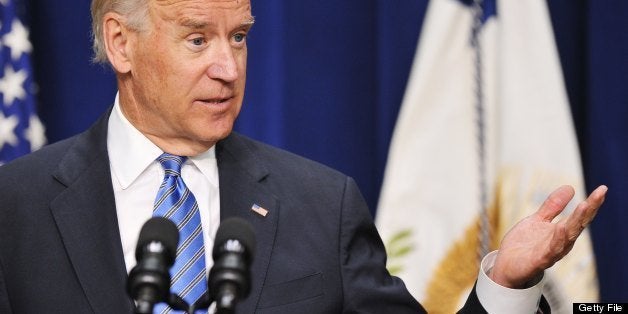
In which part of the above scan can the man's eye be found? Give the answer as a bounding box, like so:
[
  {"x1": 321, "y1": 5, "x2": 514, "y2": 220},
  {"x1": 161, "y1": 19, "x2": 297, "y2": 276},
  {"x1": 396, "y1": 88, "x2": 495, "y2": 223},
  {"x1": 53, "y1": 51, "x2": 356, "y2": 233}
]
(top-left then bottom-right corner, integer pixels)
[
  {"x1": 191, "y1": 37, "x2": 205, "y2": 46},
  {"x1": 233, "y1": 33, "x2": 246, "y2": 43}
]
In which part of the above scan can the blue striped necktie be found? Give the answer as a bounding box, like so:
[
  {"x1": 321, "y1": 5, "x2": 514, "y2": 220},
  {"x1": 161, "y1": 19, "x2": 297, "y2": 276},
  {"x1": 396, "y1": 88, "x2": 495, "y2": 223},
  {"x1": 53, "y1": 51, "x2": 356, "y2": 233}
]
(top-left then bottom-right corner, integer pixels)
[{"x1": 153, "y1": 153, "x2": 207, "y2": 313}]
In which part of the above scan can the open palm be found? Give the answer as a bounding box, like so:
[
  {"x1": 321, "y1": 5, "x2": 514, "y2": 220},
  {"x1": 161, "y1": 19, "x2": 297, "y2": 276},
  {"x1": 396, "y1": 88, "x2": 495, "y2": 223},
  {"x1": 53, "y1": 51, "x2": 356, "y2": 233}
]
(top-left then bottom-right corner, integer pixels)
[{"x1": 490, "y1": 185, "x2": 607, "y2": 288}]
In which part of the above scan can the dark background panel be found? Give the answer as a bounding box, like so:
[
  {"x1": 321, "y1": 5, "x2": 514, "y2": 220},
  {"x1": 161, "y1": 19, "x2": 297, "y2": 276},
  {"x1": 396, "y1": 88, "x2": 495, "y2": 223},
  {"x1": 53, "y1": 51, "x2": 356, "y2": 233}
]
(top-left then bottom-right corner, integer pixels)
[{"x1": 15, "y1": 0, "x2": 628, "y2": 301}]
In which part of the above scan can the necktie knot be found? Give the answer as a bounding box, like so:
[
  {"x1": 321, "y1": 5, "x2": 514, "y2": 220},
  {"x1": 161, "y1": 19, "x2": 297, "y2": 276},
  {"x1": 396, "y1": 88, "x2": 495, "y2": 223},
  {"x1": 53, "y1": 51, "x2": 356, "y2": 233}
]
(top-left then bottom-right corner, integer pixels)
[{"x1": 157, "y1": 153, "x2": 186, "y2": 177}]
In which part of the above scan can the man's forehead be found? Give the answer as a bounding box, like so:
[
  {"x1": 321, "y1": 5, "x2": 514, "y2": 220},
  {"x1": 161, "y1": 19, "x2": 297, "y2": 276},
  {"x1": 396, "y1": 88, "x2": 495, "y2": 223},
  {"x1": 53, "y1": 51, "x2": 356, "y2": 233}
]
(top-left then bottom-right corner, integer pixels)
[
  {"x1": 178, "y1": 15, "x2": 255, "y2": 30},
  {"x1": 150, "y1": 0, "x2": 253, "y2": 26},
  {"x1": 151, "y1": 0, "x2": 252, "y2": 17},
  {"x1": 153, "y1": 0, "x2": 251, "y2": 7}
]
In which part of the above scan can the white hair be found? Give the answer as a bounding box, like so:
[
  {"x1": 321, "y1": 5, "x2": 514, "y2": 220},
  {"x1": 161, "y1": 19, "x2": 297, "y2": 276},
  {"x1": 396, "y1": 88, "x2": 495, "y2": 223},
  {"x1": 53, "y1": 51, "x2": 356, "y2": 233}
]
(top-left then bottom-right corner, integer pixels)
[{"x1": 91, "y1": 0, "x2": 150, "y2": 64}]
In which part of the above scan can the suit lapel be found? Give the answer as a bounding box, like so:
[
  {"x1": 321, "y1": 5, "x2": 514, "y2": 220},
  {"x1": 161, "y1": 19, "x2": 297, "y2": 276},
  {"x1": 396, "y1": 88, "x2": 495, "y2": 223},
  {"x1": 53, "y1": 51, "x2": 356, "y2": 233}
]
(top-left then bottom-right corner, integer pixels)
[
  {"x1": 49, "y1": 112, "x2": 133, "y2": 314},
  {"x1": 217, "y1": 134, "x2": 279, "y2": 313}
]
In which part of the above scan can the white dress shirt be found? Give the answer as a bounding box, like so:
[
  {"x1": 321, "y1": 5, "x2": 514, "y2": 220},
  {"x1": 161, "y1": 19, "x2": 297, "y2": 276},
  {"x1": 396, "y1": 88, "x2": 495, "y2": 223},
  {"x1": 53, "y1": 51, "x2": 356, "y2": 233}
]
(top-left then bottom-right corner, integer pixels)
[
  {"x1": 107, "y1": 95, "x2": 220, "y2": 274},
  {"x1": 106, "y1": 94, "x2": 543, "y2": 312}
]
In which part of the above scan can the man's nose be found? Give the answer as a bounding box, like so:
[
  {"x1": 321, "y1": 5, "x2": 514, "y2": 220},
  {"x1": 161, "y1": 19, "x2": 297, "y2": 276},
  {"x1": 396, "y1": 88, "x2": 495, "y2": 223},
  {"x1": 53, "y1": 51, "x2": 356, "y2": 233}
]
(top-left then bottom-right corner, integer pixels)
[{"x1": 206, "y1": 43, "x2": 239, "y2": 83}]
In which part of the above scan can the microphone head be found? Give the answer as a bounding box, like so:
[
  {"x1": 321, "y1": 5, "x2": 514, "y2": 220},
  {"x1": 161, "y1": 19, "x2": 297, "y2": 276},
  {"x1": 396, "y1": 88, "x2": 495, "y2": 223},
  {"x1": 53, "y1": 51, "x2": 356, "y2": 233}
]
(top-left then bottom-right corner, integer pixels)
[
  {"x1": 135, "y1": 217, "x2": 179, "y2": 265},
  {"x1": 213, "y1": 217, "x2": 256, "y2": 259}
]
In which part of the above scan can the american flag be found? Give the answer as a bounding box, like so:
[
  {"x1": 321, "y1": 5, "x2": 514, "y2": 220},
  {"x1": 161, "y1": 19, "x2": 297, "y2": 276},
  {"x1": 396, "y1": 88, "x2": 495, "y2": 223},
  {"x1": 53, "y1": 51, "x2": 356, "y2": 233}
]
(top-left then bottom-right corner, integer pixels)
[{"x1": 0, "y1": 0, "x2": 45, "y2": 165}]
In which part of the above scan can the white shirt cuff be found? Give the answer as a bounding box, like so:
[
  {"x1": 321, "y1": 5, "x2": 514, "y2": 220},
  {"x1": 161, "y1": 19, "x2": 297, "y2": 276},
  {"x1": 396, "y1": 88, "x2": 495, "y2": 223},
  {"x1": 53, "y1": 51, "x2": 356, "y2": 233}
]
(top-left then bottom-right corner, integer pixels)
[{"x1": 476, "y1": 251, "x2": 545, "y2": 314}]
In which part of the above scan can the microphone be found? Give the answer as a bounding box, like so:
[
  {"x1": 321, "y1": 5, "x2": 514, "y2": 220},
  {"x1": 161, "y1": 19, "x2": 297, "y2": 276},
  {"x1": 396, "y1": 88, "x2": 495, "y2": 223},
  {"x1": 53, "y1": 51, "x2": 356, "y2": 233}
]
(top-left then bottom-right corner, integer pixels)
[
  {"x1": 127, "y1": 217, "x2": 179, "y2": 314},
  {"x1": 208, "y1": 217, "x2": 256, "y2": 314}
]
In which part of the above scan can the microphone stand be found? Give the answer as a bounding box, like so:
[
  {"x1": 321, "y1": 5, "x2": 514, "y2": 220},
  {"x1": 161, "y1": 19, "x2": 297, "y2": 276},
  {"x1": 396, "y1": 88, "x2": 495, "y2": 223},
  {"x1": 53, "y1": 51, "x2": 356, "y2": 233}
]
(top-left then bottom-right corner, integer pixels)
[
  {"x1": 166, "y1": 293, "x2": 190, "y2": 312},
  {"x1": 188, "y1": 287, "x2": 238, "y2": 314},
  {"x1": 213, "y1": 282, "x2": 238, "y2": 314},
  {"x1": 188, "y1": 293, "x2": 213, "y2": 314},
  {"x1": 133, "y1": 292, "x2": 189, "y2": 314},
  {"x1": 170, "y1": 291, "x2": 238, "y2": 314},
  {"x1": 133, "y1": 292, "x2": 216, "y2": 314}
]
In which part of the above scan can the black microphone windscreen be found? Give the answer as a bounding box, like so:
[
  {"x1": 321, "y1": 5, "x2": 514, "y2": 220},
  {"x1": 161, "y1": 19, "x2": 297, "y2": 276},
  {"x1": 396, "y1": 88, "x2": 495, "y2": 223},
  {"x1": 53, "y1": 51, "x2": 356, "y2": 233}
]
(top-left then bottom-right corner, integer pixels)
[
  {"x1": 135, "y1": 217, "x2": 179, "y2": 261},
  {"x1": 213, "y1": 217, "x2": 256, "y2": 258}
]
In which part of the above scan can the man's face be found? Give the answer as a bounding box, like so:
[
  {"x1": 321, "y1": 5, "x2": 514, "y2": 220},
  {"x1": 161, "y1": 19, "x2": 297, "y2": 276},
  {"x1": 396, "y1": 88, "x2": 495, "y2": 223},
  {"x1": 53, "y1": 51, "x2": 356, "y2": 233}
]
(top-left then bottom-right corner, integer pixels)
[{"x1": 122, "y1": 0, "x2": 253, "y2": 154}]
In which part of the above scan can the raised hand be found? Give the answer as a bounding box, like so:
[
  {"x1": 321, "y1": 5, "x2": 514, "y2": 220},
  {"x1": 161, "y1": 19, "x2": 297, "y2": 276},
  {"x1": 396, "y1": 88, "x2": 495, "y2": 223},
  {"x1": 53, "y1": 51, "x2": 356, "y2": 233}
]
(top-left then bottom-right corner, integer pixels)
[{"x1": 489, "y1": 185, "x2": 608, "y2": 288}]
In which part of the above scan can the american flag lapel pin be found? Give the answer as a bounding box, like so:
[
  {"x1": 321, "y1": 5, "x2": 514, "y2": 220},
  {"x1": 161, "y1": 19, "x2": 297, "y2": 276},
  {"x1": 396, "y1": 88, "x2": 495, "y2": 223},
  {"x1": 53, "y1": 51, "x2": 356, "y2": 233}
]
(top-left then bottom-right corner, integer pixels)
[{"x1": 251, "y1": 203, "x2": 268, "y2": 217}]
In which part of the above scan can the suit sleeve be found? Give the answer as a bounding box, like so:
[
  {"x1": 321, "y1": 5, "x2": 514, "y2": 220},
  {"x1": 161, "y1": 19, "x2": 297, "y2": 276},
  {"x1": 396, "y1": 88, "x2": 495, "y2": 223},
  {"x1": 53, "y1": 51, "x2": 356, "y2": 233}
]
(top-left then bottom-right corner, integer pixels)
[
  {"x1": 0, "y1": 258, "x2": 13, "y2": 313},
  {"x1": 458, "y1": 283, "x2": 551, "y2": 314},
  {"x1": 338, "y1": 177, "x2": 425, "y2": 313},
  {"x1": 458, "y1": 284, "x2": 487, "y2": 314}
]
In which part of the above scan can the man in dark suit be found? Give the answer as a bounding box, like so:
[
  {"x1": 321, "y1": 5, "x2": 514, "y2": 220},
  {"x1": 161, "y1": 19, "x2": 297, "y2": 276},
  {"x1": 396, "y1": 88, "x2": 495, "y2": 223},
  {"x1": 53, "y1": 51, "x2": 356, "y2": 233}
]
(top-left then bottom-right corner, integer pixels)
[{"x1": 0, "y1": 0, "x2": 606, "y2": 313}]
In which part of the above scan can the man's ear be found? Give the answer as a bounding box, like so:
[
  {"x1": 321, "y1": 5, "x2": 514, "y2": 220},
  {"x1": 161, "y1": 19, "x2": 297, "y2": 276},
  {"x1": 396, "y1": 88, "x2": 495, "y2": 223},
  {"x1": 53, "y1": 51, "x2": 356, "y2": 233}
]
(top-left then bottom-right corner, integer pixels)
[{"x1": 103, "y1": 12, "x2": 133, "y2": 73}]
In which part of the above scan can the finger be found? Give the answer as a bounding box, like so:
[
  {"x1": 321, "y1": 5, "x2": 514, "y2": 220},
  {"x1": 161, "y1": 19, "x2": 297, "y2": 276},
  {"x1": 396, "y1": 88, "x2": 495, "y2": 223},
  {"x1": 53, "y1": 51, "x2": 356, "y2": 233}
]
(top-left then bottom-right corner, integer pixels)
[
  {"x1": 547, "y1": 222, "x2": 569, "y2": 266},
  {"x1": 564, "y1": 185, "x2": 608, "y2": 239},
  {"x1": 535, "y1": 185, "x2": 576, "y2": 222}
]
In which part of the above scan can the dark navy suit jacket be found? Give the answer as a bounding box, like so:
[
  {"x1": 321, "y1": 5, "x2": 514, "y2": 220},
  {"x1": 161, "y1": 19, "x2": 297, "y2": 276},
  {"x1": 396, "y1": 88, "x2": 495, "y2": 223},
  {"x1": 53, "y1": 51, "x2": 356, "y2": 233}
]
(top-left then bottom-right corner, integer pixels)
[{"x1": 0, "y1": 111, "x2": 521, "y2": 313}]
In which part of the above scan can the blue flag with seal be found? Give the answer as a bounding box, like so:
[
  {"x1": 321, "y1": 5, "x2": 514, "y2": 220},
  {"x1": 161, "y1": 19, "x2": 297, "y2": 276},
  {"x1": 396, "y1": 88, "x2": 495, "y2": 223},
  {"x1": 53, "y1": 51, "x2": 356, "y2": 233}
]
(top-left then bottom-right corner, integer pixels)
[{"x1": 0, "y1": 0, "x2": 45, "y2": 165}]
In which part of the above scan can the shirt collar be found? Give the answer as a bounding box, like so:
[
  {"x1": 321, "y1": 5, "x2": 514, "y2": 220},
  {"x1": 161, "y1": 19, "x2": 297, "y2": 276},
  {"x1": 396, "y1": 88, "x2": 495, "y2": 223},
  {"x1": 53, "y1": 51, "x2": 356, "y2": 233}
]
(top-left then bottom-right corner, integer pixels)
[
  {"x1": 107, "y1": 93, "x2": 218, "y2": 189},
  {"x1": 189, "y1": 147, "x2": 218, "y2": 188}
]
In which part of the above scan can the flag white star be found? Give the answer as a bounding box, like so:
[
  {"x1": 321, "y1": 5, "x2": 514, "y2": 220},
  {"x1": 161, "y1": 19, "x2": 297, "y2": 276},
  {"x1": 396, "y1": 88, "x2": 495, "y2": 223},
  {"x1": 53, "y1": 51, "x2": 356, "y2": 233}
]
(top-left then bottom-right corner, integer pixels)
[
  {"x1": 25, "y1": 114, "x2": 46, "y2": 151},
  {"x1": 2, "y1": 19, "x2": 32, "y2": 61},
  {"x1": 0, "y1": 111, "x2": 18, "y2": 149},
  {"x1": 0, "y1": 0, "x2": 9, "y2": 7},
  {"x1": 0, "y1": 65, "x2": 27, "y2": 105}
]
